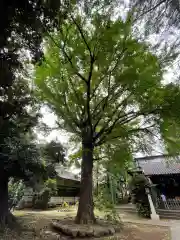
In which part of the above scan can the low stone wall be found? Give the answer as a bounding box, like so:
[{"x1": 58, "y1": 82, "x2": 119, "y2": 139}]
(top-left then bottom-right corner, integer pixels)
[
  {"x1": 49, "y1": 196, "x2": 79, "y2": 205},
  {"x1": 51, "y1": 218, "x2": 121, "y2": 238},
  {"x1": 16, "y1": 187, "x2": 79, "y2": 209},
  {"x1": 16, "y1": 187, "x2": 34, "y2": 209}
]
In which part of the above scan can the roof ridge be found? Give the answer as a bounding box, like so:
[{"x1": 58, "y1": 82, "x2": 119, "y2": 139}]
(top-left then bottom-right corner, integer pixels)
[{"x1": 135, "y1": 154, "x2": 178, "y2": 161}]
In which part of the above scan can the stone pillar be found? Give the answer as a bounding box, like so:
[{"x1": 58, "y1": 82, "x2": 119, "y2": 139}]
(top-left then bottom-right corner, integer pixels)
[{"x1": 146, "y1": 188, "x2": 159, "y2": 220}]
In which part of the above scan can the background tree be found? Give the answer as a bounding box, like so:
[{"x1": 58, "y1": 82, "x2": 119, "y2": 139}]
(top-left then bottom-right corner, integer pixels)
[
  {"x1": 42, "y1": 140, "x2": 66, "y2": 163},
  {"x1": 93, "y1": 141, "x2": 133, "y2": 209},
  {"x1": 129, "y1": 0, "x2": 180, "y2": 64},
  {"x1": 0, "y1": 0, "x2": 67, "y2": 133},
  {"x1": 130, "y1": 0, "x2": 180, "y2": 30},
  {"x1": 40, "y1": 140, "x2": 66, "y2": 185},
  {"x1": 0, "y1": 78, "x2": 46, "y2": 224},
  {"x1": 0, "y1": 0, "x2": 70, "y2": 225},
  {"x1": 35, "y1": 4, "x2": 180, "y2": 224}
]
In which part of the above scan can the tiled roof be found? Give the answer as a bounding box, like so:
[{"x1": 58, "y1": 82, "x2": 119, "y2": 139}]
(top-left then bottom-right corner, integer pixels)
[
  {"x1": 135, "y1": 155, "x2": 180, "y2": 176},
  {"x1": 55, "y1": 165, "x2": 80, "y2": 182}
]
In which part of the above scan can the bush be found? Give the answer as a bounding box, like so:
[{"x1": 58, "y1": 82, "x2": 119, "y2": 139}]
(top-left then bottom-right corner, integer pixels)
[
  {"x1": 32, "y1": 188, "x2": 51, "y2": 210},
  {"x1": 129, "y1": 173, "x2": 151, "y2": 218},
  {"x1": 62, "y1": 201, "x2": 69, "y2": 208},
  {"x1": 94, "y1": 188, "x2": 122, "y2": 224},
  {"x1": 8, "y1": 179, "x2": 25, "y2": 209},
  {"x1": 45, "y1": 178, "x2": 57, "y2": 196},
  {"x1": 136, "y1": 203, "x2": 150, "y2": 218},
  {"x1": 104, "y1": 208, "x2": 122, "y2": 224}
]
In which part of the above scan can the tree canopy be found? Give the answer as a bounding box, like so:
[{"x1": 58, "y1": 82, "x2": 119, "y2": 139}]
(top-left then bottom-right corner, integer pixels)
[
  {"x1": 35, "y1": 12, "x2": 180, "y2": 153},
  {"x1": 0, "y1": 0, "x2": 70, "y2": 224},
  {"x1": 35, "y1": 5, "x2": 180, "y2": 223},
  {"x1": 40, "y1": 140, "x2": 66, "y2": 178},
  {"x1": 130, "y1": 0, "x2": 180, "y2": 30},
  {"x1": 129, "y1": 0, "x2": 180, "y2": 56}
]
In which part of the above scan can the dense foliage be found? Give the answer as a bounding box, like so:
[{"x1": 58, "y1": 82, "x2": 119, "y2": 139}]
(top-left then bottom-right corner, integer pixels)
[
  {"x1": 0, "y1": 0, "x2": 66, "y2": 150},
  {"x1": 41, "y1": 140, "x2": 66, "y2": 178},
  {"x1": 93, "y1": 144, "x2": 133, "y2": 206},
  {"x1": 0, "y1": 77, "x2": 48, "y2": 224},
  {"x1": 35, "y1": 2, "x2": 180, "y2": 223},
  {"x1": 129, "y1": 0, "x2": 180, "y2": 68},
  {"x1": 129, "y1": 174, "x2": 151, "y2": 218},
  {"x1": 29, "y1": 141, "x2": 66, "y2": 210},
  {"x1": 34, "y1": 1, "x2": 180, "y2": 223},
  {"x1": 45, "y1": 178, "x2": 58, "y2": 196},
  {"x1": 0, "y1": 78, "x2": 44, "y2": 181},
  {"x1": 8, "y1": 179, "x2": 25, "y2": 210},
  {"x1": 32, "y1": 188, "x2": 51, "y2": 210},
  {"x1": 131, "y1": 0, "x2": 180, "y2": 30},
  {"x1": 0, "y1": 0, "x2": 69, "y2": 224}
]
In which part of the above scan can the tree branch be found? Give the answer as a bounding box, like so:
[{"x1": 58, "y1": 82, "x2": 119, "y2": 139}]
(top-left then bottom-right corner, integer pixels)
[
  {"x1": 95, "y1": 107, "x2": 161, "y2": 146},
  {"x1": 46, "y1": 84, "x2": 81, "y2": 134},
  {"x1": 63, "y1": 94, "x2": 80, "y2": 126},
  {"x1": 93, "y1": 156, "x2": 108, "y2": 161},
  {"x1": 95, "y1": 124, "x2": 156, "y2": 147},
  {"x1": 45, "y1": 30, "x2": 88, "y2": 84},
  {"x1": 93, "y1": 107, "x2": 135, "y2": 143},
  {"x1": 92, "y1": 84, "x2": 125, "y2": 123},
  {"x1": 68, "y1": 76, "x2": 85, "y2": 114},
  {"x1": 91, "y1": 46, "x2": 127, "y2": 100},
  {"x1": 86, "y1": 60, "x2": 93, "y2": 128},
  {"x1": 70, "y1": 15, "x2": 93, "y2": 59},
  {"x1": 90, "y1": 46, "x2": 128, "y2": 129},
  {"x1": 70, "y1": 15, "x2": 96, "y2": 131},
  {"x1": 93, "y1": 92, "x2": 133, "y2": 138},
  {"x1": 133, "y1": 0, "x2": 166, "y2": 23},
  {"x1": 56, "y1": 120, "x2": 81, "y2": 136},
  {"x1": 59, "y1": 72, "x2": 85, "y2": 126}
]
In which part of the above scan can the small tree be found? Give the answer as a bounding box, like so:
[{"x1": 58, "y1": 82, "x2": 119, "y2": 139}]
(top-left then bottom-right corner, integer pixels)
[
  {"x1": 40, "y1": 140, "x2": 66, "y2": 178},
  {"x1": 35, "y1": 5, "x2": 180, "y2": 223}
]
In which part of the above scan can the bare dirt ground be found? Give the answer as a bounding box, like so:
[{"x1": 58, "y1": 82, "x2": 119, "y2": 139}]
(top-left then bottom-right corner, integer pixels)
[
  {"x1": 118, "y1": 223, "x2": 170, "y2": 240},
  {"x1": 0, "y1": 210, "x2": 170, "y2": 240}
]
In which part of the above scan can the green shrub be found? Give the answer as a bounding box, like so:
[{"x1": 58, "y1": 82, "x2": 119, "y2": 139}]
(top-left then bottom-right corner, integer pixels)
[
  {"x1": 104, "y1": 208, "x2": 122, "y2": 224},
  {"x1": 32, "y1": 188, "x2": 51, "y2": 210},
  {"x1": 136, "y1": 203, "x2": 150, "y2": 218},
  {"x1": 129, "y1": 173, "x2": 151, "y2": 218},
  {"x1": 94, "y1": 188, "x2": 113, "y2": 211},
  {"x1": 8, "y1": 179, "x2": 25, "y2": 209},
  {"x1": 95, "y1": 188, "x2": 122, "y2": 224},
  {"x1": 45, "y1": 178, "x2": 57, "y2": 196},
  {"x1": 62, "y1": 201, "x2": 69, "y2": 208}
]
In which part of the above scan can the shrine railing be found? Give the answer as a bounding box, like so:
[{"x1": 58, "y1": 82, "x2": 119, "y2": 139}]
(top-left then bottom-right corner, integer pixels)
[{"x1": 156, "y1": 198, "x2": 180, "y2": 210}]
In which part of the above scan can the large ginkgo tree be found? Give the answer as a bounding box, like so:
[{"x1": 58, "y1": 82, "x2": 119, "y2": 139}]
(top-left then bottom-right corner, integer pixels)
[{"x1": 35, "y1": 5, "x2": 180, "y2": 224}]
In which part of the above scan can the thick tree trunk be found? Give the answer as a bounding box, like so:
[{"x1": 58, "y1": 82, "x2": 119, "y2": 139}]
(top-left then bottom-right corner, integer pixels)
[
  {"x1": 96, "y1": 163, "x2": 99, "y2": 196},
  {"x1": 75, "y1": 139, "x2": 96, "y2": 224},
  {"x1": 0, "y1": 177, "x2": 9, "y2": 223},
  {"x1": 0, "y1": 176, "x2": 15, "y2": 226}
]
